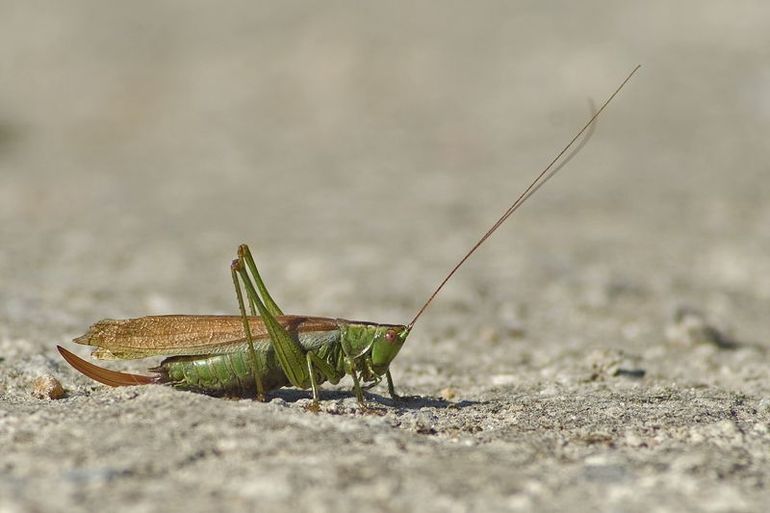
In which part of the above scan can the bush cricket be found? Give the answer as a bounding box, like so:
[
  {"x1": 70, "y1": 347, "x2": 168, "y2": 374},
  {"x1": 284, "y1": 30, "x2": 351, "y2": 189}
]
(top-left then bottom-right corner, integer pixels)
[{"x1": 59, "y1": 66, "x2": 640, "y2": 407}]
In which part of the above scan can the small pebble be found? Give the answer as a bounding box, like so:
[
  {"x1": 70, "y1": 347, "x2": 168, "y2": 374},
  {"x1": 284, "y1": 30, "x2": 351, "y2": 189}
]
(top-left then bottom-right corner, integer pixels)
[
  {"x1": 666, "y1": 307, "x2": 735, "y2": 349},
  {"x1": 31, "y1": 375, "x2": 66, "y2": 399},
  {"x1": 415, "y1": 411, "x2": 437, "y2": 434},
  {"x1": 440, "y1": 387, "x2": 457, "y2": 400}
]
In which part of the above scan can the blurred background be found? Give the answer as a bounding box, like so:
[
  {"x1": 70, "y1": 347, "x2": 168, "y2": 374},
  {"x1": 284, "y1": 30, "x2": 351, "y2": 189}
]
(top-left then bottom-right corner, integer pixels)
[
  {"x1": 2, "y1": 2, "x2": 770, "y2": 512},
  {"x1": 2, "y1": 2, "x2": 769, "y2": 348}
]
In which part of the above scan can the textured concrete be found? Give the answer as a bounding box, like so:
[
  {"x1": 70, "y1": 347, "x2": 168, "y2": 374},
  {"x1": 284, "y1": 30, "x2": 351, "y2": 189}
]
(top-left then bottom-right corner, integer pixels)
[{"x1": 1, "y1": 2, "x2": 769, "y2": 512}]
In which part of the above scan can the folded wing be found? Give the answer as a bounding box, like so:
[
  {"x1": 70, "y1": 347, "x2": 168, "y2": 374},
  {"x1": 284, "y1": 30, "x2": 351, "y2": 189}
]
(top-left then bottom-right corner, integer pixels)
[{"x1": 73, "y1": 314, "x2": 337, "y2": 359}]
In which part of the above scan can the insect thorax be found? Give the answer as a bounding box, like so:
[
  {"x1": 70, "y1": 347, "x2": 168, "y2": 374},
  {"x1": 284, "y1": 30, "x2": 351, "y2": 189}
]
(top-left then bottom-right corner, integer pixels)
[{"x1": 338, "y1": 321, "x2": 386, "y2": 358}]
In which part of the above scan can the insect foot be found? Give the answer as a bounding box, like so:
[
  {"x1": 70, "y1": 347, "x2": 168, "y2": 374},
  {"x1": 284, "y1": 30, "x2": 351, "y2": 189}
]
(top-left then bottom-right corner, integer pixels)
[{"x1": 303, "y1": 401, "x2": 321, "y2": 414}]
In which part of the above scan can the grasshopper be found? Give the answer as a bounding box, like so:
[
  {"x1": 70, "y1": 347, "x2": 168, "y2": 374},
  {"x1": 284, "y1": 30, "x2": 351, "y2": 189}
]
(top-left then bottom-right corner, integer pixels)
[{"x1": 59, "y1": 66, "x2": 639, "y2": 408}]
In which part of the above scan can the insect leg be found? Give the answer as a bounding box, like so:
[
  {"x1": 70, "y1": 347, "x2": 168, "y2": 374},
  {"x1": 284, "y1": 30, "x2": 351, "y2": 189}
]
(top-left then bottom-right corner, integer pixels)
[
  {"x1": 305, "y1": 352, "x2": 346, "y2": 408},
  {"x1": 307, "y1": 352, "x2": 344, "y2": 384},
  {"x1": 230, "y1": 261, "x2": 266, "y2": 400},
  {"x1": 234, "y1": 254, "x2": 310, "y2": 389},
  {"x1": 385, "y1": 369, "x2": 402, "y2": 401},
  {"x1": 305, "y1": 352, "x2": 321, "y2": 407},
  {"x1": 344, "y1": 357, "x2": 366, "y2": 407},
  {"x1": 360, "y1": 358, "x2": 381, "y2": 390},
  {"x1": 238, "y1": 244, "x2": 284, "y2": 316}
]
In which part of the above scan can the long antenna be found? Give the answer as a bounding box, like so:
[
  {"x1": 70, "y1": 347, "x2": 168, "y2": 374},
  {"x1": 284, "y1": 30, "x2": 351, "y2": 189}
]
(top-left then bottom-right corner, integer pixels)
[{"x1": 408, "y1": 65, "x2": 640, "y2": 329}]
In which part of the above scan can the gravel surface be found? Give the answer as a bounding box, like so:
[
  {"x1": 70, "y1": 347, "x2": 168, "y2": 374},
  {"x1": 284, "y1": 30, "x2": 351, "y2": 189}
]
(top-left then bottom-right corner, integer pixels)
[{"x1": 2, "y1": 2, "x2": 769, "y2": 512}]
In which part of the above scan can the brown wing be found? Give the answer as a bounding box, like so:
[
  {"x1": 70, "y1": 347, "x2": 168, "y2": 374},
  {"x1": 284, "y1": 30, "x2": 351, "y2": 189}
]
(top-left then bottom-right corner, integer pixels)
[
  {"x1": 73, "y1": 315, "x2": 338, "y2": 360},
  {"x1": 58, "y1": 346, "x2": 156, "y2": 386}
]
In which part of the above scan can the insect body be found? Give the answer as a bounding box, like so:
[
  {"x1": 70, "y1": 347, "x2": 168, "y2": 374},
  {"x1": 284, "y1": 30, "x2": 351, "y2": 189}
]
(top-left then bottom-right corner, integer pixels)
[
  {"x1": 61, "y1": 312, "x2": 408, "y2": 404},
  {"x1": 59, "y1": 66, "x2": 640, "y2": 407},
  {"x1": 60, "y1": 245, "x2": 411, "y2": 405}
]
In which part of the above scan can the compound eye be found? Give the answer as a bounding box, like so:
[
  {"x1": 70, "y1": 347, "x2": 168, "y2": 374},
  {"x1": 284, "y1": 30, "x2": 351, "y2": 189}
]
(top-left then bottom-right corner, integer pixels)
[{"x1": 384, "y1": 329, "x2": 397, "y2": 343}]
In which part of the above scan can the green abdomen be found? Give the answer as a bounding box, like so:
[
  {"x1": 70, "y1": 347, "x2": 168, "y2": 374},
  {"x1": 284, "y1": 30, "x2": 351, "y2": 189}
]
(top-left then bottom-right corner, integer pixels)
[
  {"x1": 158, "y1": 346, "x2": 289, "y2": 397},
  {"x1": 156, "y1": 329, "x2": 341, "y2": 397}
]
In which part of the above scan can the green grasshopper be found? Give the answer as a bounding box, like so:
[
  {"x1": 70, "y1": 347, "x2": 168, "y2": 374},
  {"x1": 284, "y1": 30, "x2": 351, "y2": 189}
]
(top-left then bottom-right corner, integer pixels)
[{"x1": 58, "y1": 66, "x2": 639, "y2": 408}]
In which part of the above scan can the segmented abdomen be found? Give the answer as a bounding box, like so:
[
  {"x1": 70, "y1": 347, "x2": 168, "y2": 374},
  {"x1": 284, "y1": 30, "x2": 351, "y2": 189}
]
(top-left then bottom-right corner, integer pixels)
[
  {"x1": 152, "y1": 328, "x2": 343, "y2": 397},
  {"x1": 156, "y1": 347, "x2": 289, "y2": 397}
]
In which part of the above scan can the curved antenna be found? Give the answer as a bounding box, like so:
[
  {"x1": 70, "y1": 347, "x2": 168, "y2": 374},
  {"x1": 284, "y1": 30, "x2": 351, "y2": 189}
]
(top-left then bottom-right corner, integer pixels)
[{"x1": 408, "y1": 65, "x2": 641, "y2": 329}]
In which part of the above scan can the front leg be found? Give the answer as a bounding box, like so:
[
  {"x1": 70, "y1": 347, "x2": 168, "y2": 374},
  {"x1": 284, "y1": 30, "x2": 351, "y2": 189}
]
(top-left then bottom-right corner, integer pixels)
[{"x1": 386, "y1": 369, "x2": 403, "y2": 401}]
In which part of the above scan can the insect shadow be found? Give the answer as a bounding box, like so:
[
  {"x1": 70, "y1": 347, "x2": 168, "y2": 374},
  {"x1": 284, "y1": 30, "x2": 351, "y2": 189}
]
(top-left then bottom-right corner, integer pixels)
[{"x1": 269, "y1": 387, "x2": 479, "y2": 410}]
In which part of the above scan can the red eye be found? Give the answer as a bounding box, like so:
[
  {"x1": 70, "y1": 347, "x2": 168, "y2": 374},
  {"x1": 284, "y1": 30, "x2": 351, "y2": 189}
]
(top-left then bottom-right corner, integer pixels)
[{"x1": 385, "y1": 329, "x2": 397, "y2": 343}]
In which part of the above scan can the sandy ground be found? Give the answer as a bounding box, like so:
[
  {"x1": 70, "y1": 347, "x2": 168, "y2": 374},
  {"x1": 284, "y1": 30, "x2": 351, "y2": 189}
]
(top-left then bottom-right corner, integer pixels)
[{"x1": 2, "y1": 2, "x2": 770, "y2": 512}]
